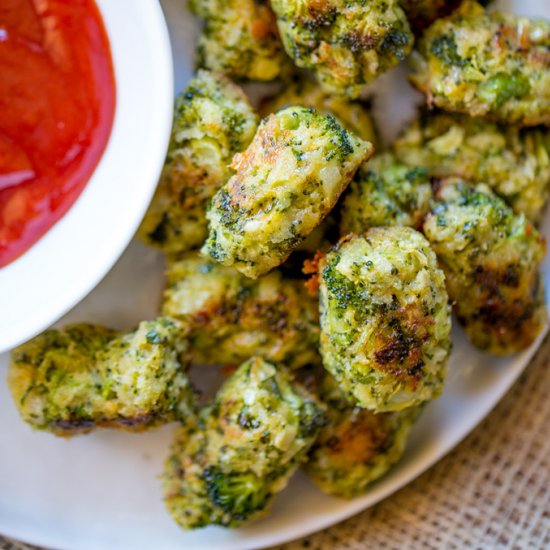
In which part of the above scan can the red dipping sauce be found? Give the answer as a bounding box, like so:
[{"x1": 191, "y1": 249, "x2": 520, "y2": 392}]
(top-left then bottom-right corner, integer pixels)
[{"x1": 0, "y1": 0, "x2": 115, "y2": 267}]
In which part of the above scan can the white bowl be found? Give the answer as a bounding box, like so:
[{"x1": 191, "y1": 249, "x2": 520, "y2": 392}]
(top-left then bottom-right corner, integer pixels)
[{"x1": 0, "y1": 0, "x2": 173, "y2": 353}]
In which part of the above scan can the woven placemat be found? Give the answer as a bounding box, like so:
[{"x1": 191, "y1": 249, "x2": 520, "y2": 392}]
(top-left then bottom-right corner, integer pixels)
[{"x1": 3, "y1": 335, "x2": 550, "y2": 550}]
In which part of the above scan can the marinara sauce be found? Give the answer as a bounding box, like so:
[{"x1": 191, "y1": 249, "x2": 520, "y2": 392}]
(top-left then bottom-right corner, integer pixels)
[{"x1": 0, "y1": 0, "x2": 116, "y2": 267}]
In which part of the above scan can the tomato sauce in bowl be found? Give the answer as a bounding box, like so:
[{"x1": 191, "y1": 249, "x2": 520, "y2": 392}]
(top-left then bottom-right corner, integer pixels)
[{"x1": 0, "y1": 0, "x2": 116, "y2": 267}]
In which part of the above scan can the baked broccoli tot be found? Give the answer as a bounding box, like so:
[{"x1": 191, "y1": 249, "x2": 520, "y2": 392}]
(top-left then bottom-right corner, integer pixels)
[
  {"x1": 423, "y1": 179, "x2": 547, "y2": 354},
  {"x1": 305, "y1": 373, "x2": 420, "y2": 498},
  {"x1": 139, "y1": 71, "x2": 258, "y2": 254},
  {"x1": 163, "y1": 356, "x2": 325, "y2": 528},
  {"x1": 202, "y1": 106, "x2": 373, "y2": 278},
  {"x1": 393, "y1": 112, "x2": 550, "y2": 222},
  {"x1": 190, "y1": 0, "x2": 288, "y2": 81},
  {"x1": 409, "y1": 1, "x2": 550, "y2": 125},
  {"x1": 319, "y1": 229, "x2": 451, "y2": 412},
  {"x1": 340, "y1": 153, "x2": 432, "y2": 234},
  {"x1": 271, "y1": 0, "x2": 413, "y2": 98},
  {"x1": 8, "y1": 319, "x2": 195, "y2": 436},
  {"x1": 162, "y1": 254, "x2": 320, "y2": 369}
]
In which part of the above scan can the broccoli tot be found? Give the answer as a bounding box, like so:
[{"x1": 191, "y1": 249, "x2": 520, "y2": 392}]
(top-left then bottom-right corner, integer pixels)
[
  {"x1": 393, "y1": 112, "x2": 550, "y2": 223},
  {"x1": 340, "y1": 153, "x2": 432, "y2": 235},
  {"x1": 138, "y1": 71, "x2": 258, "y2": 254},
  {"x1": 190, "y1": 0, "x2": 288, "y2": 81},
  {"x1": 162, "y1": 254, "x2": 320, "y2": 369},
  {"x1": 202, "y1": 106, "x2": 373, "y2": 278},
  {"x1": 271, "y1": 0, "x2": 414, "y2": 98},
  {"x1": 319, "y1": 229, "x2": 451, "y2": 412},
  {"x1": 163, "y1": 357, "x2": 326, "y2": 529},
  {"x1": 304, "y1": 373, "x2": 420, "y2": 498},
  {"x1": 423, "y1": 179, "x2": 547, "y2": 355},
  {"x1": 8, "y1": 318, "x2": 195, "y2": 436},
  {"x1": 409, "y1": 1, "x2": 550, "y2": 126},
  {"x1": 261, "y1": 75, "x2": 379, "y2": 145}
]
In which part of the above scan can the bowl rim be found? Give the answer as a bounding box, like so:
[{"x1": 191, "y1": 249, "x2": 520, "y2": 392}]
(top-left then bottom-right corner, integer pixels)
[{"x1": 0, "y1": 0, "x2": 174, "y2": 353}]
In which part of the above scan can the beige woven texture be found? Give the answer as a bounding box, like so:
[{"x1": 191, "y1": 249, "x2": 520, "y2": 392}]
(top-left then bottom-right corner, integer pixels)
[{"x1": 3, "y1": 335, "x2": 550, "y2": 550}]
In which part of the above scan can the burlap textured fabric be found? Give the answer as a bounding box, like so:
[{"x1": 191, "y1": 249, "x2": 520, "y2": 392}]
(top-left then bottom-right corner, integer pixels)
[{"x1": 3, "y1": 335, "x2": 550, "y2": 550}]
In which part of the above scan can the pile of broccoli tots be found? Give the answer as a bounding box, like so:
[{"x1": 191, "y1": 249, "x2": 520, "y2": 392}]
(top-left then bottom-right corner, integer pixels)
[{"x1": 9, "y1": 0, "x2": 549, "y2": 531}]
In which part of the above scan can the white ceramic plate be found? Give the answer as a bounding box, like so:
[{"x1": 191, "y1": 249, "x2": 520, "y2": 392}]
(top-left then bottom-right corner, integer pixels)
[
  {"x1": 0, "y1": 0, "x2": 548, "y2": 549},
  {"x1": 0, "y1": 0, "x2": 173, "y2": 353}
]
